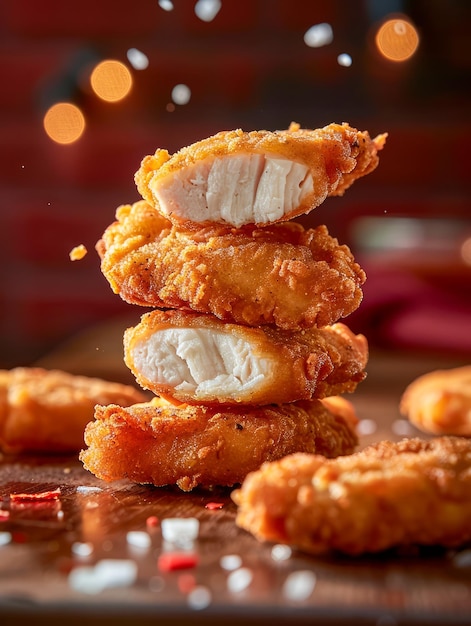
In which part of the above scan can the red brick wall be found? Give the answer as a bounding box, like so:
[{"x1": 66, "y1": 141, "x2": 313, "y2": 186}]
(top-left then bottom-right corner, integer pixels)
[{"x1": 0, "y1": 0, "x2": 470, "y2": 366}]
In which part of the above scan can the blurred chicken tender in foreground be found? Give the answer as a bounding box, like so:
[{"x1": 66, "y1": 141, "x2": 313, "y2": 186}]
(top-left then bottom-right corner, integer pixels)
[
  {"x1": 0, "y1": 367, "x2": 147, "y2": 453},
  {"x1": 400, "y1": 366, "x2": 471, "y2": 436},
  {"x1": 233, "y1": 436, "x2": 471, "y2": 555}
]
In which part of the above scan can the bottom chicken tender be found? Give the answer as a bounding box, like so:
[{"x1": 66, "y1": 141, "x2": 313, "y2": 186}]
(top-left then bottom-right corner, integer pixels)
[
  {"x1": 0, "y1": 367, "x2": 147, "y2": 453},
  {"x1": 80, "y1": 397, "x2": 358, "y2": 491},
  {"x1": 400, "y1": 366, "x2": 471, "y2": 436},
  {"x1": 232, "y1": 436, "x2": 471, "y2": 555}
]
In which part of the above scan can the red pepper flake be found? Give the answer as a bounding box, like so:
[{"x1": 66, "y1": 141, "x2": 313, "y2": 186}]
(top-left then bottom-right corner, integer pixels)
[
  {"x1": 0, "y1": 510, "x2": 10, "y2": 521},
  {"x1": 146, "y1": 515, "x2": 159, "y2": 528},
  {"x1": 158, "y1": 552, "x2": 199, "y2": 572},
  {"x1": 10, "y1": 488, "x2": 61, "y2": 502},
  {"x1": 205, "y1": 502, "x2": 224, "y2": 510},
  {"x1": 178, "y1": 572, "x2": 196, "y2": 594}
]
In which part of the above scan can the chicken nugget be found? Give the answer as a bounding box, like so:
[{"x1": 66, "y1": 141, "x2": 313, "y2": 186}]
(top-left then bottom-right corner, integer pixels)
[
  {"x1": 97, "y1": 201, "x2": 365, "y2": 329},
  {"x1": 400, "y1": 366, "x2": 471, "y2": 436},
  {"x1": 123, "y1": 309, "x2": 368, "y2": 406},
  {"x1": 0, "y1": 367, "x2": 147, "y2": 453},
  {"x1": 80, "y1": 397, "x2": 358, "y2": 491},
  {"x1": 233, "y1": 436, "x2": 471, "y2": 555},
  {"x1": 135, "y1": 122, "x2": 386, "y2": 229}
]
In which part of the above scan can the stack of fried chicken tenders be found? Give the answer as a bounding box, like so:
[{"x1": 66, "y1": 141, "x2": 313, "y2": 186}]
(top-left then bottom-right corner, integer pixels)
[{"x1": 80, "y1": 122, "x2": 386, "y2": 491}]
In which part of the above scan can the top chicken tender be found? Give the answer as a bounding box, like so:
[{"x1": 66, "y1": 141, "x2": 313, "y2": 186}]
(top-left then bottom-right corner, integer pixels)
[
  {"x1": 135, "y1": 122, "x2": 386, "y2": 229},
  {"x1": 97, "y1": 201, "x2": 365, "y2": 330}
]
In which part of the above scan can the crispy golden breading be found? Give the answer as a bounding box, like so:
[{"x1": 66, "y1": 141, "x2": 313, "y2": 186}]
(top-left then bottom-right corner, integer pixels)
[
  {"x1": 0, "y1": 367, "x2": 147, "y2": 453},
  {"x1": 97, "y1": 201, "x2": 366, "y2": 329},
  {"x1": 232, "y1": 437, "x2": 471, "y2": 555},
  {"x1": 80, "y1": 397, "x2": 358, "y2": 491},
  {"x1": 400, "y1": 366, "x2": 471, "y2": 436},
  {"x1": 135, "y1": 122, "x2": 386, "y2": 229},
  {"x1": 123, "y1": 309, "x2": 368, "y2": 406},
  {"x1": 319, "y1": 395, "x2": 359, "y2": 432}
]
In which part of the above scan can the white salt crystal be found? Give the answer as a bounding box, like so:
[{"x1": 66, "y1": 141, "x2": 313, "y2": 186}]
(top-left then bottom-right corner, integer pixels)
[
  {"x1": 227, "y1": 567, "x2": 253, "y2": 592},
  {"x1": 282, "y1": 570, "x2": 316, "y2": 601}
]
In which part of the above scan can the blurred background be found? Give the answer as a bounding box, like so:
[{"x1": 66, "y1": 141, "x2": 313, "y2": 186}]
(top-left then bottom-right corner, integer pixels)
[{"x1": 0, "y1": 0, "x2": 470, "y2": 381}]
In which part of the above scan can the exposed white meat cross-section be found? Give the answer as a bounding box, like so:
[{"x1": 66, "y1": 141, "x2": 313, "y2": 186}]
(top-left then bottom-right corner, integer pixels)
[
  {"x1": 131, "y1": 328, "x2": 271, "y2": 400},
  {"x1": 150, "y1": 153, "x2": 313, "y2": 227}
]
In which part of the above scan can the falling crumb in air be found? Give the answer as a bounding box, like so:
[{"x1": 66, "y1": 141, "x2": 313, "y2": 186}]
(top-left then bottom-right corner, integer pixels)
[
  {"x1": 227, "y1": 567, "x2": 253, "y2": 593},
  {"x1": 158, "y1": 0, "x2": 174, "y2": 10},
  {"x1": 304, "y1": 23, "x2": 333, "y2": 47},
  {"x1": 194, "y1": 0, "x2": 221, "y2": 22},
  {"x1": 69, "y1": 244, "x2": 87, "y2": 261},
  {"x1": 127, "y1": 48, "x2": 149, "y2": 70},
  {"x1": 337, "y1": 53, "x2": 353, "y2": 67},
  {"x1": 172, "y1": 84, "x2": 191, "y2": 105},
  {"x1": 187, "y1": 585, "x2": 212, "y2": 610},
  {"x1": 282, "y1": 570, "x2": 317, "y2": 601}
]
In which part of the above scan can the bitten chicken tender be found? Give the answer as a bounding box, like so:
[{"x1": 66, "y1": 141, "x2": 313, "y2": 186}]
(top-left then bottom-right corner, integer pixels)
[
  {"x1": 97, "y1": 201, "x2": 366, "y2": 330},
  {"x1": 232, "y1": 436, "x2": 471, "y2": 555},
  {"x1": 135, "y1": 122, "x2": 386, "y2": 229},
  {"x1": 0, "y1": 368, "x2": 147, "y2": 453},
  {"x1": 80, "y1": 397, "x2": 358, "y2": 491},
  {"x1": 123, "y1": 309, "x2": 368, "y2": 406},
  {"x1": 400, "y1": 366, "x2": 471, "y2": 436}
]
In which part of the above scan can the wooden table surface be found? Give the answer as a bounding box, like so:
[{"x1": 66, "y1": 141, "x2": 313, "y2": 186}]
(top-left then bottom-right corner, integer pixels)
[{"x1": 1, "y1": 351, "x2": 470, "y2": 626}]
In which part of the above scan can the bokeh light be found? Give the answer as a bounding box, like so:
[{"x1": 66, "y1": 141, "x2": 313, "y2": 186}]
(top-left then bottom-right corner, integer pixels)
[
  {"x1": 375, "y1": 17, "x2": 419, "y2": 62},
  {"x1": 126, "y1": 48, "x2": 149, "y2": 70},
  {"x1": 337, "y1": 53, "x2": 353, "y2": 67},
  {"x1": 303, "y1": 23, "x2": 333, "y2": 48},
  {"x1": 194, "y1": 0, "x2": 221, "y2": 22},
  {"x1": 90, "y1": 60, "x2": 133, "y2": 102},
  {"x1": 172, "y1": 84, "x2": 191, "y2": 105},
  {"x1": 43, "y1": 102, "x2": 85, "y2": 144}
]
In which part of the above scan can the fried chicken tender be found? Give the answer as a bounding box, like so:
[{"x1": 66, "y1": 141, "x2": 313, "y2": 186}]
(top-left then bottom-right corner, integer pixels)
[
  {"x1": 97, "y1": 201, "x2": 366, "y2": 329},
  {"x1": 123, "y1": 309, "x2": 368, "y2": 406},
  {"x1": 232, "y1": 436, "x2": 471, "y2": 555},
  {"x1": 80, "y1": 397, "x2": 358, "y2": 491},
  {"x1": 400, "y1": 366, "x2": 471, "y2": 436},
  {"x1": 135, "y1": 122, "x2": 386, "y2": 229},
  {"x1": 0, "y1": 367, "x2": 147, "y2": 453}
]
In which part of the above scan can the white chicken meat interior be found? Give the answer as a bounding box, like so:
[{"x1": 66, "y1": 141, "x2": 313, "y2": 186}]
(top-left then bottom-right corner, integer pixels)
[
  {"x1": 150, "y1": 153, "x2": 314, "y2": 227},
  {"x1": 130, "y1": 327, "x2": 272, "y2": 399}
]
